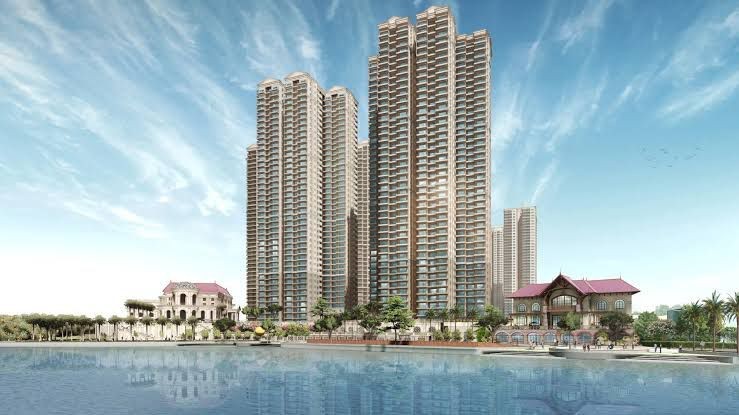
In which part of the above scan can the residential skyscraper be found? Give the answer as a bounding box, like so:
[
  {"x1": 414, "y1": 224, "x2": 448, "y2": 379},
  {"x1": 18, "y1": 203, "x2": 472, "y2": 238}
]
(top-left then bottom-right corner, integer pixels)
[
  {"x1": 322, "y1": 86, "x2": 359, "y2": 310},
  {"x1": 356, "y1": 141, "x2": 370, "y2": 305},
  {"x1": 490, "y1": 225, "x2": 504, "y2": 310},
  {"x1": 501, "y1": 206, "x2": 537, "y2": 315},
  {"x1": 246, "y1": 143, "x2": 259, "y2": 308},
  {"x1": 248, "y1": 73, "x2": 361, "y2": 320},
  {"x1": 368, "y1": 6, "x2": 491, "y2": 315}
]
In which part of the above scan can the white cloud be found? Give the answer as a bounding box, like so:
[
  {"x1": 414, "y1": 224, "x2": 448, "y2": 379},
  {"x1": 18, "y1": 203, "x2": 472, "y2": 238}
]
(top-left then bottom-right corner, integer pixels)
[
  {"x1": 327, "y1": 0, "x2": 340, "y2": 20},
  {"x1": 413, "y1": 0, "x2": 424, "y2": 7},
  {"x1": 298, "y1": 36, "x2": 321, "y2": 60},
  {"x1": 530, "y1": 159, "x2": 558, "y2": 204},
  {"x1": 659, "y1": 70, "x2": 739, "y2": 121},
  {"x1": 558, "y1": 0, "x2": 615, "y2": 53},
  {"x1": 659, "y1": 6, "x2": 739, "y2": 83}
]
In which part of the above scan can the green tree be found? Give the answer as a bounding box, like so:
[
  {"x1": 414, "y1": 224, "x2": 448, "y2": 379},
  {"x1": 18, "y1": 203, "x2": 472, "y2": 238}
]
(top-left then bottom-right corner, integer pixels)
[
  {"x1": 382, "y1": 296, "x2": 414, "y2": 341},
  {"x1": 478, "y1": 305, "x2": 507, "y2": 339},
  {"x1": 679, "y1": 301, "x2": 705, "y2": 350},
  {"x1": 141, "y1": 316, "x2": 153, "y2": 340},
  {"x1": 311, "y1": 298, "x2": 343, "y2": 340},
  {"x1": 634, "y1": 312, "x2": 659, "y2": 341},
  {"x1": 93, "y1": 315, "x2": 106, "y2": 341},
  {"x1": 599, "y1": 312, "x2": 634, "y2": 342},
  {"x1": 703, "y1": 291, "x2": 725, "y2": 352},
  {"x1": 108, "y1": 316, "x2": 122, "y2": 341},
  {"x1": 449, "y1": 304, "x2": 463, "y2": 332},
  {"x1": 723, "y1": 292, "x2": 739, "y2": 355},
  {"x1": 242, "y1": 306, "x2": 263, "y2": 321},
  {"x1": 171, "y1": 317, "x2": 183, "y2": 339},
  {"x1": 266, "y1": 304, "x2": 283, "y2": 320},
  {"x1": 643, "y1": 320, "x2": 675, "y2": 343},
  {"x1": 356, "y1": 301, "x2": 383, "y2": 339},
  {"x1": 124, "y1": 315, "x2": 138, "y2": 341},
  {"x1": 425, "y1": 309, "x2": 437, "y2": 332},
  {"x1": 438, "y1": 308, "x2": 449, "y2": 331},
  {"x1": 557, "y1": 312, "x2": 581, "y2": 348},
  {"x1": 186, "y1": 316, "x2": 200, "y2": 340},
  {"x1": 155, "y1": 316, "x2": 168, "y2": 339},
  {"x1": 200, "y1": 328, "x2": 211, "y2": 340},
  {"x1": 465, "y1": 308, "x2": 479, "y2": 331}
]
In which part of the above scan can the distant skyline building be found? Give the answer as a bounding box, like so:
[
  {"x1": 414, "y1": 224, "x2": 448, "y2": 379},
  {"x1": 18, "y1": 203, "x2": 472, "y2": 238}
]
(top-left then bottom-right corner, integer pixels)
[
  {"x1": 500, "y1": 206, "x2": 537, "y2": 315},
  {"x1": 491, "y1": 225, "x2": 504, "y2": 310},
  {"x1": 368, "y1": 6, "x2": 491, "y2": 315},
  {"x1": 356, "y1": 141, "x2": 370, "y2": 305},
  {"x1": 247, "y1": 72, "x2": 361, "y2": 321}
]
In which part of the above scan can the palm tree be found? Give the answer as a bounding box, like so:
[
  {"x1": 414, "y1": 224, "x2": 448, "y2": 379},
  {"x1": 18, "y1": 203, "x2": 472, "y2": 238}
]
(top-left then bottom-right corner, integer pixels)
[
  {"x1": 93, "y1": 315, "x2": 106, "y2": 341},
  {"x1": 171, "y1": 317, "x2": 183, "y2": 340},
  {"x1": 466, "y1": 308, "x2": 479, "y2": 331},
  {"x1": 450, "y1": 304, "x2": 463, "y2": 332},
  {"x1": 723, "y1": 292, "x2": 739, "y2": 355},
  {"x1": 703, "y1": 291, "x2": 724, "y2": 352},
  {"x1": 682, "y1": 301, "x2": 703, "y2": 351},
  {"x1": 186, "y1": 316, "x2": 200, "y2": 340},
  {"x1": 425, "y1": 309, "x2": 437, "y2": 333},
  {"x1": 155, "y1": 316, "x2": 169, "y2": 339},
  {"x1": 124, "y1": 315, "x2": 138, "y2": 341},
  {"x1": 438, "y1": 308, "x2": 449, "y2": 332},
  {"x1": 141, "y1": 316, "x2": 153, "y2": 340},
  {"x1": 108, "y1": 316, "x2": 122, "y2": 341},
  {"x1": 242, "y1": 306, "x2": 263, "y2": 321}
]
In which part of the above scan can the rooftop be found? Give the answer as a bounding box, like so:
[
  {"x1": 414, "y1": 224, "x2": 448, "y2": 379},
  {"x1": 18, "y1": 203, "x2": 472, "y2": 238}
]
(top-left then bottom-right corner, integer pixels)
[
  {"x1": 508, "y1": 274, "x2": 640, "y2": 298},
  {"x1": 162, "y1": 282, "x2": 231, "y2": 297}
]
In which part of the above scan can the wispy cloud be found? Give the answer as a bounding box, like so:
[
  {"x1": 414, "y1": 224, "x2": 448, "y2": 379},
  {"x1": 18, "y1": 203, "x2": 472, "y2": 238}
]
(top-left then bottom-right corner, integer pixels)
[
  {"x1": 327, "y1": 0, "x2": 340, "y2": 20},
  {"x1": 530, "y1": 159, "x2": 558, "y2": 204},
  {"x1": 659, "y1": 70, "x2": 739, "y2": 121},
  {"x1": 558, "y1": 0, "x2": 615, "y2": 53}
]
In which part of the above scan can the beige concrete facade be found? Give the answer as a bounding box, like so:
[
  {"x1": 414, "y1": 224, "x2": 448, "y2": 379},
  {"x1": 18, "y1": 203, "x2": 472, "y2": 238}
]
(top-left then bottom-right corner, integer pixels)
[
  {"x1": 322, "y1": 86, "x2": 359, "y2": 311},
  {"x1": 138, "y1": 282, "x2": 239, "y2": 323},
  {"x1": 246, "y1": 144, "x2": 258, "y2": 308},
  {"x1": 356, "y1": 141, "x2": 370, "y2": 305},
  {"x1": 491, "y1": 225, "x2": 504, "y2": 310},
  {"x1": 502, "y1": 206, "x2": 537, "y2": 315},
  {"x1": 369, "y1": 6, "x2": 491, "y2": 315}
]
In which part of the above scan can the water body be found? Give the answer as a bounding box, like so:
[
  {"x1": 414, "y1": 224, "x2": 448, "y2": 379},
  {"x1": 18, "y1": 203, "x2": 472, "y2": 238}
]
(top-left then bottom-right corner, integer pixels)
[{"x1": 1, "y1": 346, "x2": 737, "y2": 414}]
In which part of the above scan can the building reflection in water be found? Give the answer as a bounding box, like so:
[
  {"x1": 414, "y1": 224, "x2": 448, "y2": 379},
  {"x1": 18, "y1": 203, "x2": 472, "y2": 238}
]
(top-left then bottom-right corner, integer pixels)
[{"x1": 9, "y1": 348, "x2": 739, "y2": 414}]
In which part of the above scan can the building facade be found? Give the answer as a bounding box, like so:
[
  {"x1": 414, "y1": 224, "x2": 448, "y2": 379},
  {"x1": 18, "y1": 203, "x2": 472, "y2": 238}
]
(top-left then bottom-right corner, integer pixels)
[
  {"x1": 497, "y1": 274, "x2": 640, "y2": 345},
  {"x1": 499, "y1": 206, "x2": 537, "y2": 315},
  {"x1": 151, "y1": 282, "x2": 240, "y2": 322},
  {"x1": 491, "y1": 225, "x2": 504, "y2": 310},
  {"x1": 368, "y1": 6, "x2": 492, "y2": 315},
  {"x1": 356, "y1": 141, "x2": 370, "y2": 305},
  {"x1": 248, "y1": 73, "x2": 361, "y2": 320}
]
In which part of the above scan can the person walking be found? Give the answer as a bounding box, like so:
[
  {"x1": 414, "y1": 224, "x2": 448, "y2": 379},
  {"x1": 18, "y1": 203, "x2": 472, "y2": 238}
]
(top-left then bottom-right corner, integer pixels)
[
  {"x1": 659, "y1": 344, "x2": 662, "y2": 353},
  {"x1": 654, "y1": 343, "x2": 658, "y2": 353}
]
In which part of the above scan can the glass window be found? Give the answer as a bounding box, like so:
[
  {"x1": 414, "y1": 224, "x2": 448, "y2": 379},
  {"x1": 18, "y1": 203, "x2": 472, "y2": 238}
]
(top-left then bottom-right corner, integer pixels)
[
  {"x1": 615, "y1": 300, "x2": 625, "y2": 310},
  {"x1": 495, "y1": 332, "x2": 509, "y2": 343},
  {"x1": 531, "y1": 303, "x2": 541, "y2": 312},
  {"x1": 517, "y1": 303, "x2": 527, "y2": 312},
  {"x1": 551, "y1": 295, "x2": 576, "y2": 307},
  {"x1": 597, "y1": 300, "x2": 608, "y2": 311}
]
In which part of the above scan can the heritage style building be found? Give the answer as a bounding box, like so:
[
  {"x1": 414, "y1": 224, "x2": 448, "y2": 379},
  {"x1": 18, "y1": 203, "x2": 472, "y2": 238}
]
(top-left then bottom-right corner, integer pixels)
[
  {"x1": 152, "y1": 282, "x2": 240, "y2": 322},
  {"x1": 493, "y1": 274, "x2": 640, "y2": 345}
]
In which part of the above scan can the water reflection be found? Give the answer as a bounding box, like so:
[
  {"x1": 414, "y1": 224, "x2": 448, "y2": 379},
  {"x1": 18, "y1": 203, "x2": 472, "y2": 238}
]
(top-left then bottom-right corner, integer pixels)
[{"x1": 2, "y1": 347, "x2": 738, "y2": 414}]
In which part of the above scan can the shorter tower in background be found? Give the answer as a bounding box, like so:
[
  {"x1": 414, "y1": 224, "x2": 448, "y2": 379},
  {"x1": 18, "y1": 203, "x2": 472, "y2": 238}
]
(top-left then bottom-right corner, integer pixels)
[
  {"x1": 356, "y1": 141, "x2": 370, "y2": 305},
  {"x1": 496, "y1": 206, "x2": 537, "y2": 315},
  {"x1": 490, "y1": 225, "x2": 504, "y2": 311}
]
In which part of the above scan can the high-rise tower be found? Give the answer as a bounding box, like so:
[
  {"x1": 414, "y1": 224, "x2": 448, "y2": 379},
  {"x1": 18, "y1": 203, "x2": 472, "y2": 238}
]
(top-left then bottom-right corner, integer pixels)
[
  {"x1": 368, "y1": 6, "x2": 491, "y2": 314},
  {"x1": 356, "y1": 141, "x2": 370, "y2": 305},
  {"x1": 501, "y1": 206, "x2": 537, "y2": 315}
]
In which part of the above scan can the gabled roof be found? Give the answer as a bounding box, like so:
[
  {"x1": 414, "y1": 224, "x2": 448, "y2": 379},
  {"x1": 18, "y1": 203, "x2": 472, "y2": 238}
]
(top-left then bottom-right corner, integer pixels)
[
  {"x1": 162, "y1": 282, "x2": 231, "y2": 297},
  {"x1": 508, "y1": 274, "x2": 640, "y2": 298}
]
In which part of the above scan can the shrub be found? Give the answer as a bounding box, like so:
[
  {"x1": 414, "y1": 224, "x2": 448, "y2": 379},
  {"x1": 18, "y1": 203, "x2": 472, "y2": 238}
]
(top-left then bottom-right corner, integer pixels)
[
  {"x1": 451, "y1": 329, "x2": 462, "y2": 341},
  {"x1": 464, "y1": 328, "x2": 474, "y2": 342},
  {"x1": 200, "y1": 329, "x2": 210, "y2": 340},
  {"x1": 442, "y1": 329, "x2": 453, "y2": 341},
  {"x1": 285, "y1": 323, "x2": 310, "y2": 337},
  {"x1": 475, "y1": 327, "x2": 491, "y2": 343},
  {"x1": 432, "y1": 330, "x2": 445, "y2": 341}
]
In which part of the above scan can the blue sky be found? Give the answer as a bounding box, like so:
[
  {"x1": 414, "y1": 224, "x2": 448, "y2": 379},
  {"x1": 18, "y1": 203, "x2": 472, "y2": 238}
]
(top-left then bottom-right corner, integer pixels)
[{"x1": 1, "y1": 0, "x2": 738, "y2": 316}]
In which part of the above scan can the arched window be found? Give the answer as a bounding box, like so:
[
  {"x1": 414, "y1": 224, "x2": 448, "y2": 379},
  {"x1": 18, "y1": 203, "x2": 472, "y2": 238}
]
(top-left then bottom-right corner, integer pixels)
[
  {"x1": 180, "y1": 294, "x2": 186, "y2": 305},
  {"x1": 577, "y1": 332, "x2": 592, "y2": 344},
  {"x1": 179, "y1": 310, "x2": 186, "y2": 320},
  {"x1": 528, "y1": 333, "x2": 541, "y2": 344},
  {"x1": 210, "y1": 310, "x2": 213, "y2": 320},
  {"x1": 495, "y1": 332, "x2": 509, "y2": 343},
  {"x1": 518, "y1": 303, "x2": 527, "y2": 312},
  {"x1": 544, "y1": 332, "x2": 556, "y2": 344},
  {"x1": 532, "y1": 303, "x2": 541, "y2": 312},
  {"x1": 200, "y1": 311, "x2": 205, "y2": 320},
  {"x1": 511, "y1": 332, "x2": 524, "y2": 344},
  {"x1": 615, "y1": 300, "x2": 625, "y2": 310},
  {"x1": 596, "y1": 300, "x2": 608, "y2": 311},
  {"x1": 166, "y1": 310, "x2": 171, "y2": 319},
  {"x1": 191, "y1": 310, "x2": 196, "y2": 317},
  {"x1": 551, "y1": 295, "x2": 577, "y2": 307},
  {"x1": 192, "y1": 294, "x2": 197, "y2": 305}
]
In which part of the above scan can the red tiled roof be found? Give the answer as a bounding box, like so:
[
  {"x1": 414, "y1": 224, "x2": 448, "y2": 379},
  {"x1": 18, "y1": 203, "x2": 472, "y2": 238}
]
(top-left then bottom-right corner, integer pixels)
[
  {"x1": 508, "y1": 274, "x2": 640, "y2": 298},
  {"x1": 162, "y1": 282, "x2": 231, "y2": 296}
]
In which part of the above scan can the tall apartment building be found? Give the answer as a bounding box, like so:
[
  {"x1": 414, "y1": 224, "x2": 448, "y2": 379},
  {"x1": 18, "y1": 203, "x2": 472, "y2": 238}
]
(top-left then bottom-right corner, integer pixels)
[
  {"x1": 490, "y1": 225, "x2": 504, "y2": 310},
  {"x1": 248, "y1": 72, "x2": 361, "y2": 320},
  {"x1": 368, "y1": 6, "x2": 491, "y2": 315},
  {"x1": 356, "y1": 141, "x2": 370, "y2": 305},
  {"x1": 322, "y1": 87, "x2": 359, "y2": 310},
  {"x1": 500, "y1": 206, "x2": 537, "y2": 315},
  {"x1": 246, "y1": 144, "x2": 259, "y2": 309}
]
